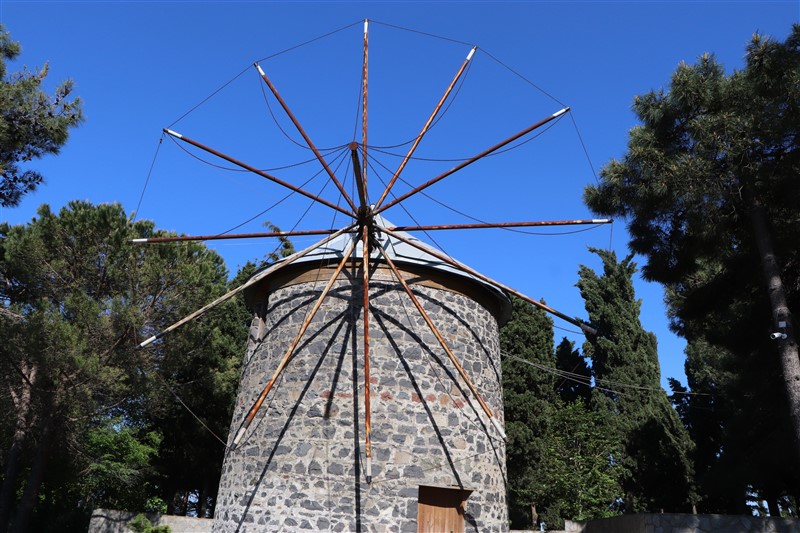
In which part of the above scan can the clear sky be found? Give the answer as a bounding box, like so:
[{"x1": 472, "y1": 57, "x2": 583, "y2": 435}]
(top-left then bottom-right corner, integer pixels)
[{"x1": 1, "y1": 1, "x2": 797, "y2": 390}]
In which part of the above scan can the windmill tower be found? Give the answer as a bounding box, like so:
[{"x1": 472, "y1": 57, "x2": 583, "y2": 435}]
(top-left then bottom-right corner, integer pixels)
[
  {"x1": 212, "y1": 220, "x2": 512, "y2": 531},
  {"x1": 136, "y1": 19, "x2": 606, "y2": 533}
]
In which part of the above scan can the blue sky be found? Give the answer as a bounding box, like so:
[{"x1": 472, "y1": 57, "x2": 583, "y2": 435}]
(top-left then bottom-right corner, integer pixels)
[{"x1": 1, "y1": 1, "x2": 797, "y2": 389}]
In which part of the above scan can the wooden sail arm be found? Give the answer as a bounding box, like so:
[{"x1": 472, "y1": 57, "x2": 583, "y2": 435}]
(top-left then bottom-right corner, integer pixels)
[
  {"x1": 373, "y1": 45, "x2": 478, "y2": 210},
  {"x1": 137, "y1": 224, "x2": 357, "y2": 349},
  {"x1": 361, "y1": 224, "x2": 373, "y2": 483},
  {"x1": 132, "y1": 227, "x2": 342, "y2": 244},
  {"x1": 163, "y1": 128, "x2": 353, "y2": 217},
  {"x1": 374, "y1": 107, "x2": 569, "y2": 215},
  {"x1": 377, "y1": 225, "x2": 597, "y2": 336},
  {"x1": 377, "y1": 240, "x2": 507, "y2": 441},
  {"x1": 385, "y1": 219, "x2": 612, "y2": 232},
  {"x1": 231, "y1": 236, "x2": 359, "y2": 450},
  {"x1": 361, "y1": 19, "x2": 369, "y2": 194},
  {"x1": 254, "y1": 63, "x2": 358, "y2": 213}
]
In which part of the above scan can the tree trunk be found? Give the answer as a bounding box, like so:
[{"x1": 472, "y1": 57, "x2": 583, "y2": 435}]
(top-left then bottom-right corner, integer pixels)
[
  {"x1": 748, "y1": 195, "x2": 800, "y2": 467},
  {"x1": 9, "y1": 422, "x2": 52, "y2": 533},
  {"x1": 0, "y1": 362, "x2": 36, "y2": 533},
  {"x1": 766, "y1": 493, "x2": 781, "y2": 517}
]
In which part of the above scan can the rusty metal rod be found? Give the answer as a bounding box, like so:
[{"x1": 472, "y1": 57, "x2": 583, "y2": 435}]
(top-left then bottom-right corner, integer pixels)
[
  {"x1": 254, "y1": 63, "x2": 358, "y2": 213},
  {"x1": 378, "y1": 225, "x2": 597, "y2": 336},
  {"x1": 386, "y1": 219, "x2": 612, "y2": 232},
  {"x1": 138, "y1": 224, "x2": 356, "y2": 349},
  {"x1": 374, "y1": 107, "x2": 569, "y2": 215},
  {"x1": 131, "y1": 228, "x2": 341, "y2": 244},
  {"x1": 361, "y1": 224, "x2": 373, "y2": 483},
  {"x1": 163, "y1": 128, "x2": 353, "y2": 217},
  {"x1": 361, "y1": 19, "x2": 369, "y2": 193},
  {"x1": 377, "y1": 240, "x2": 507, "y2": 441},
  {"x1": 231, "y1": 236, "x2": 359, "y2": 450},
  {"x1": 374, "y1": 46, "x2": 477, "y2": 211}
]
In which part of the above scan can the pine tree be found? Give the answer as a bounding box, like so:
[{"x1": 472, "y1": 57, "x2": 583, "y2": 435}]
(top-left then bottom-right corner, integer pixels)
[
  {"x1": 0, "y1": 201, "x2": 239, "y2": 531},
  {"x1": 584, "y1": 25, "x2": 800, "y2": 472},
  {"x1": 0, "y1": 25, "x2": 82, "y2": 207},
  {"x1": 577, "y1": 248, "x2": 696, "y2": 513}
]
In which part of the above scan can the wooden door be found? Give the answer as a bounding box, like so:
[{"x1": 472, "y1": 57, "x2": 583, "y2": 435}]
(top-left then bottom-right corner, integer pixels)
[{"x1": 417, "y1": 485, "x2": 473, "y2": 533}]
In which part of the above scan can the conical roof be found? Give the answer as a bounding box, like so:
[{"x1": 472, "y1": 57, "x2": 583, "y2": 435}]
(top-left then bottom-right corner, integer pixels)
[{"x1": 247, "y1": 214, "x2": 512, "y2": 323}]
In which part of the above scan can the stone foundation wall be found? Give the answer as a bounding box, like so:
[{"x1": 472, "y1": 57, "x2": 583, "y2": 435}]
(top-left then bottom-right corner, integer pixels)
[
  {"x1": 213, "y1": 270, "x2": 508, "y2": 532},
  {"x1": 88, "y1": 509, "x2": 212, "y2": 533}
]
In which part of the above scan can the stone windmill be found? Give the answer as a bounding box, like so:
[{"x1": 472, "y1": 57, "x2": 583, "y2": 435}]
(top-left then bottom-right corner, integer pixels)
[{"x1": 136, "y1": 20, "x2": 606, "y2": 532}]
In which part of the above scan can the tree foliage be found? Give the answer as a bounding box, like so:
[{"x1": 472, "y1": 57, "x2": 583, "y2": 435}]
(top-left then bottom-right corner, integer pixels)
[
  {"x1": 578, "y1": 249, "x2": 696, "y2": 513},
  {"x1": 533, "y1": 401, "x2": 621, "y2": 529},
  {"x1": 0, "y1": 25, "x2": 83, "y2": 207},
  {"x1": 585, "y1": 25, "x2": 800, "y2": 514},
  {"x1": 501, "y1": 297, "x2": 556, "y2": 529},
  {"x1": 0, "y1": 201, "x2": 245, "y2": 531}
]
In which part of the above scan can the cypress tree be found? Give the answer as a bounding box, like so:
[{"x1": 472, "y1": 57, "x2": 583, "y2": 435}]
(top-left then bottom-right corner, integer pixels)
[
  {"x1": 577, "y1": 248, "x2": 696, "y2": 513},
  {"x1": 500, "y1": 297, "x2": 556, "y2": 529}
]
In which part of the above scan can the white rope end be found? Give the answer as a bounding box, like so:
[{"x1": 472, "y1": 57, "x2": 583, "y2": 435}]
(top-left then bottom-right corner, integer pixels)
[
  {"x1": 255, "y1": 63, "x2": 266, "y2": 77},
  {"x1": 164, "y1": 129, "x2": 183, "y2": 139},
  {"x1": 466, "y1": 46, "x2": 476, "y2": 61},
  {"x1": 366, "y1": 456, "x2": 372, "y2": 484},
  {"x1": 139, "y1": 335, "x2": 157, "y2": 348},
  {"x1": 553, "y1": 107, "x2": 570, "y2": 118},
  {"x1": 131, "y1": 238, "x2": 148, "y2": 243},
  {"x1": 232, "y1": 425, "x2": 247, "y2": 449},
  {"x1": 490, "y1": 416, "x2": 507, "y2": 441},
  {"x1": 364, "y1": 19, "x2": 369, "y2": 34}
]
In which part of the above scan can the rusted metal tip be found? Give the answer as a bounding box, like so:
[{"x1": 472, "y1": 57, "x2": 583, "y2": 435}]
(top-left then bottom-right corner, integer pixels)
[{"x1": 348, "y1": 141, "x2": 359, "y2": 151}]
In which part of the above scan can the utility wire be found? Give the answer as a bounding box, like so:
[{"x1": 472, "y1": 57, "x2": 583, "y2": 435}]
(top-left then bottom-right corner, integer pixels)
[{"x1": 502, "y1": 351, "x2": 713, "y2": 397}]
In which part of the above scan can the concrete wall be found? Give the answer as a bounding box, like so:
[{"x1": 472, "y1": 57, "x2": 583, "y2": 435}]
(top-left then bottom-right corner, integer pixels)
[
  {"x1": 88, "y1": 509, "x2": 212, "y2": 533},
  {"x1": 213, "y1": 269, "x2": 508, "y2": 532},
  {"x1": 562, "y1": 513, "x2": 800, "y2": 533}
]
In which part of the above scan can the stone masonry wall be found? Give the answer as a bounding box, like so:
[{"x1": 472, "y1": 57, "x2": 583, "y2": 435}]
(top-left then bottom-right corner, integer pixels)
[
  {"x1": 88, "y1": 509, "x2": 212, "y2": 533},
  {"x1": 213, "y1": 267, "x2": 508, "y2": 532}
]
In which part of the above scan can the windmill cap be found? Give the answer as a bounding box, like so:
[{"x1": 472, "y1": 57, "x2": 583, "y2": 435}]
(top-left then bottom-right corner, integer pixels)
[{"x1": 244, "y1": 214, "x2": 512, "y2": 324}]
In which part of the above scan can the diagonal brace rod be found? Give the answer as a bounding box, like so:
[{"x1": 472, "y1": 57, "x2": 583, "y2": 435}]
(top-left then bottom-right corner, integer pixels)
[
  {"x1": 378, "y1": 225, "x2": 597, "y2": 336},
  {"x1": 164, "y1": 128, "x2": 353, "y2": 217},
  {"x1": 231, "y1": 236, "x2": 359, "y2": 450},
  {"x1": 255, "y1": 63, "x2": 358, "y2": 213},
  {"x1": 378, "y1": 241, "x2": 506, "y2": 441},
  {"x1": 375, "y1": 107, "x2": 569, "y2": 215}
]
